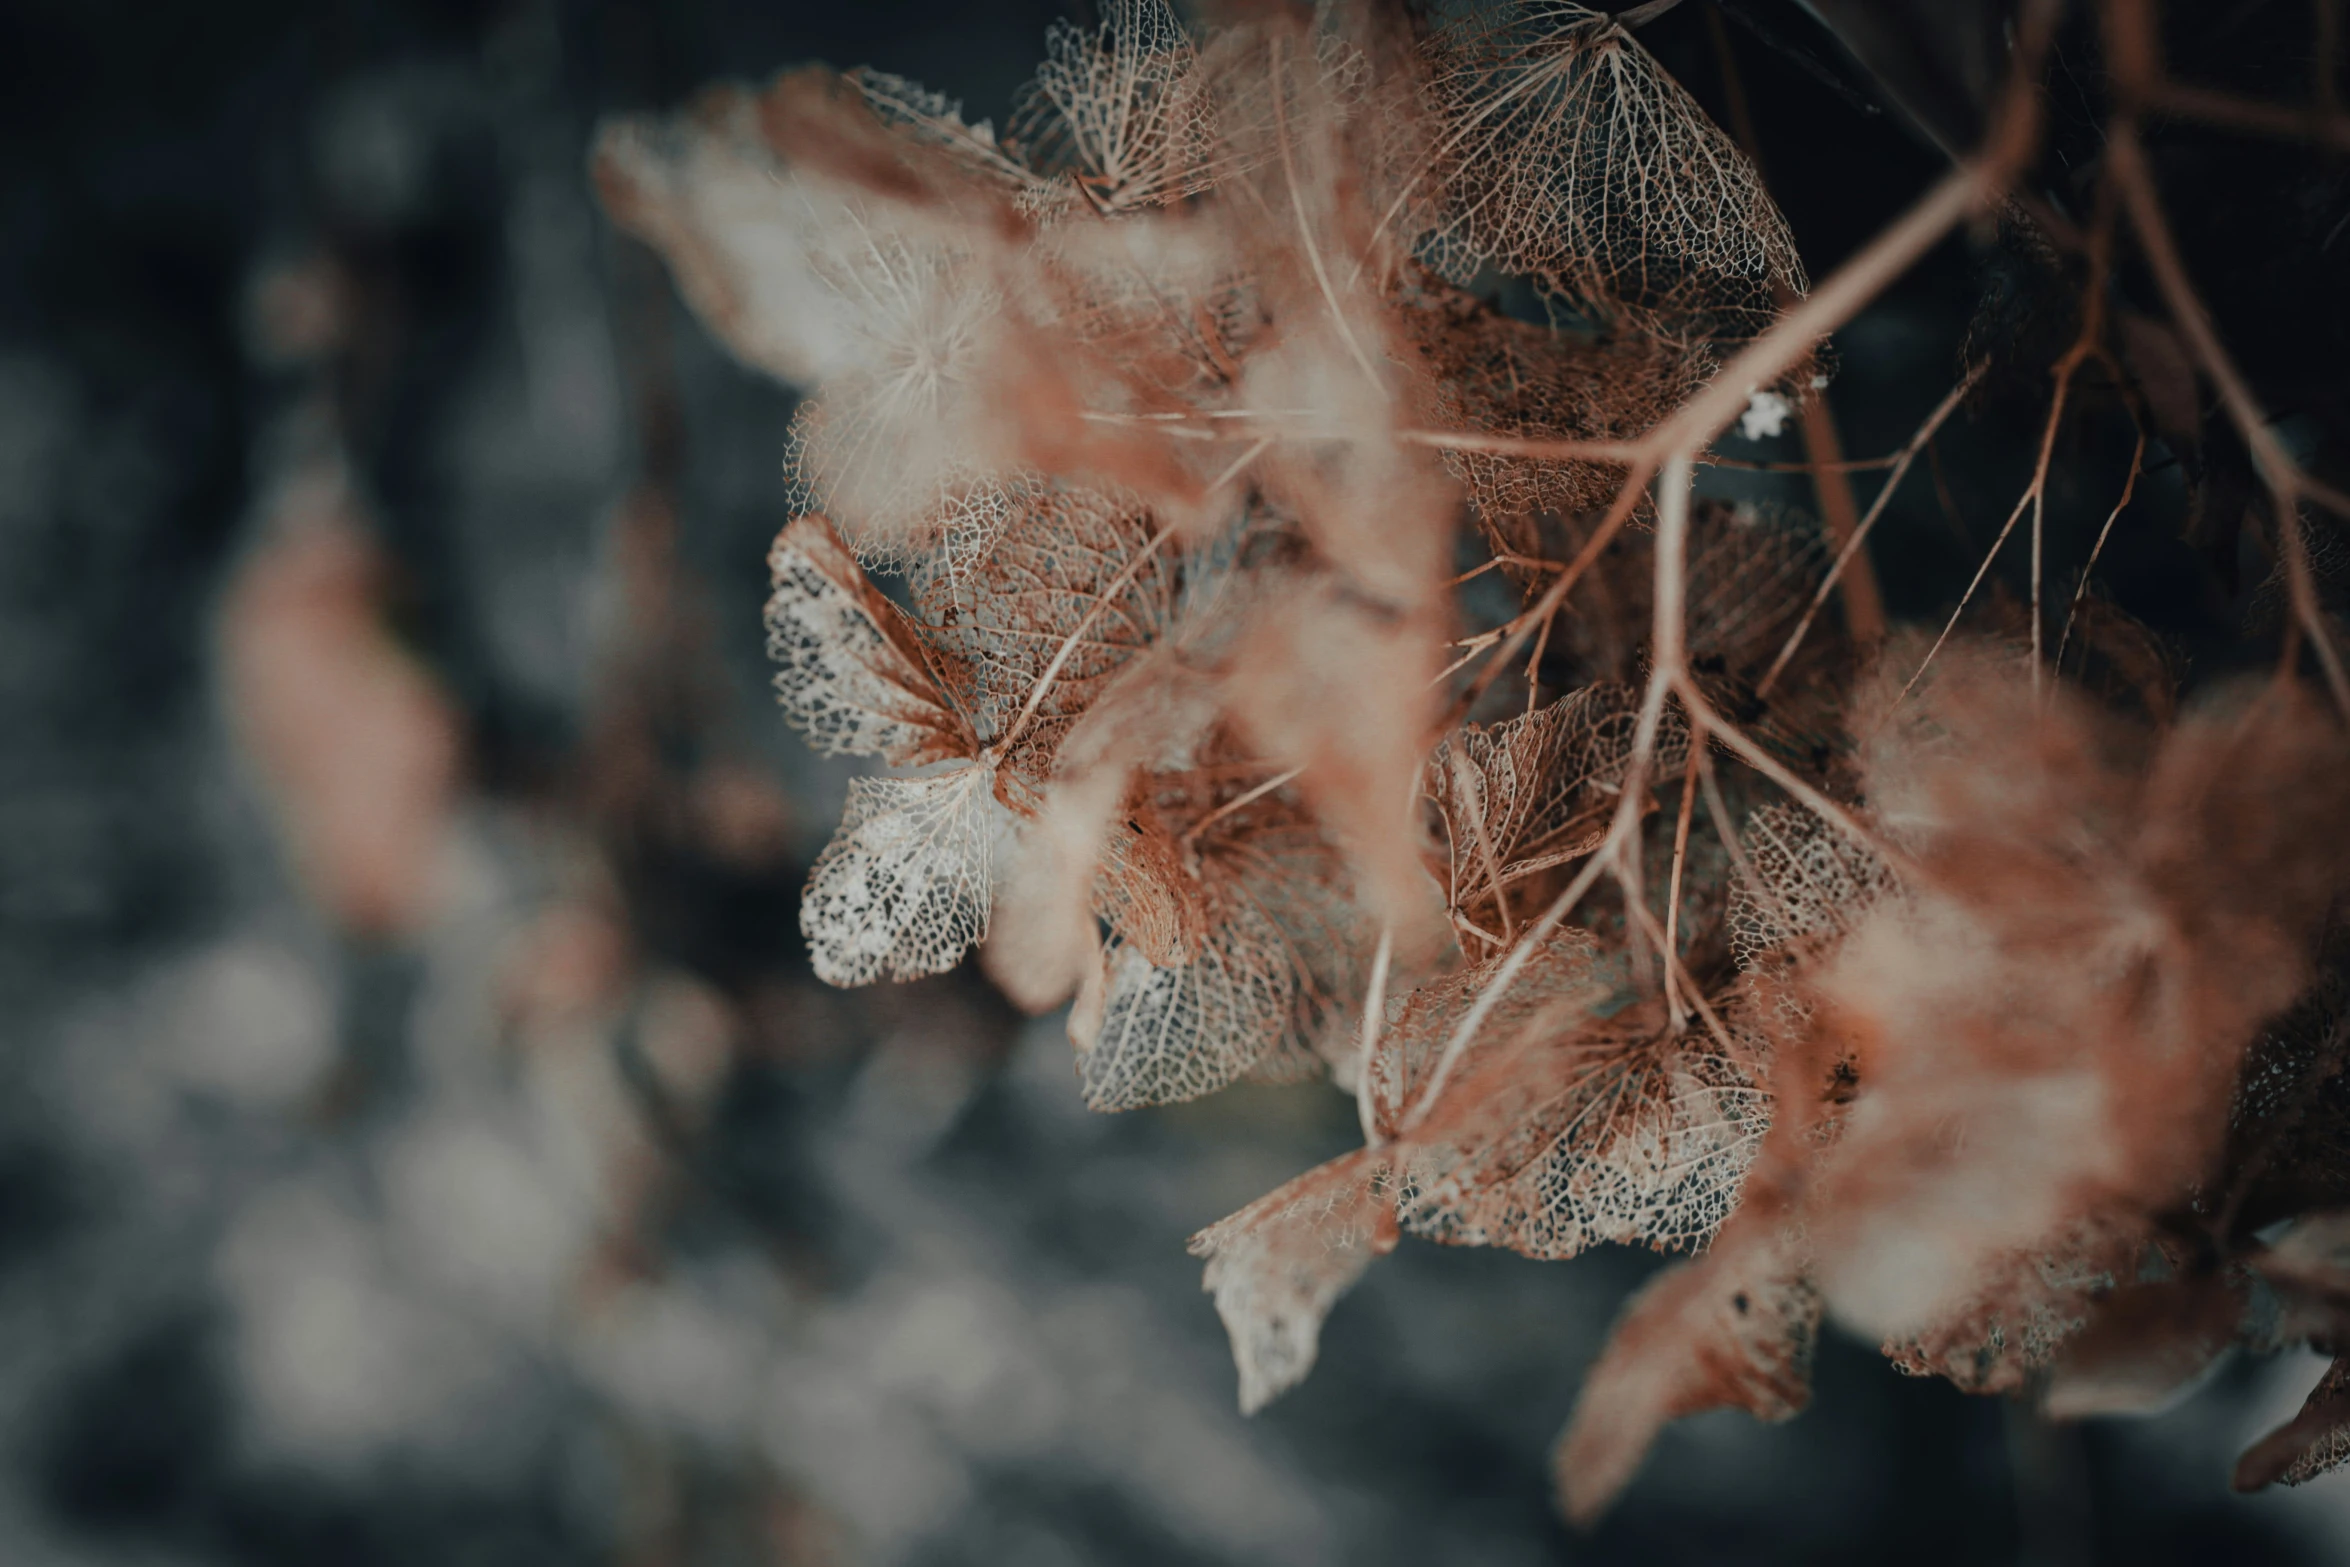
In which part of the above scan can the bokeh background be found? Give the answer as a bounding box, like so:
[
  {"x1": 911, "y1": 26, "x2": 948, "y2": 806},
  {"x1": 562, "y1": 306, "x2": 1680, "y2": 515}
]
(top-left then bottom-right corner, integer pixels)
[{"x1": 5, "y1": 0, "x2": 2349, "y2": 1562}]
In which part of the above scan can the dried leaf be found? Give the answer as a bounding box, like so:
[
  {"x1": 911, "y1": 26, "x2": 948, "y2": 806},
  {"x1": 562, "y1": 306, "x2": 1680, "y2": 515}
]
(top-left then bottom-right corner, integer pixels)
[
  {"x1": 1554, "y1": 1226, "x2": 1818, "y2": 1526},
  {"x1": 1189, "y1": 1149, "x2": 1394, "y2": 1415},
  {"x1": 765, "y1": 514, "x2": 975, "y2": 766},
  {"x1": 1418, "y1": 1, "x2": 1805, "y2": 339},
  {"x1": 1807, "y1": 672, "x2": 2350, "y2": 1339},
  {"x1": 1398, "y1": 996, "x2": 1770, "y2": 1260},
  {"x1": 912, "y1": 481, "x2": 1178, "y2": 774},
  {"x1": 1396, "y1": 269, "x2": 1695, "y2": 560},
  {"x1": 801, "y1": 765, "x2": 1008, "y2": 987},
  {"x1": 1882, "y1": 1217, "x2": 2139, "y2": 1396},
  {"x1": 2236, "y1": 1354, "x2": 2350, "y2": 1491},
  {"x1": 1082, "y1": 787, "x2": 1366, "y2": 1110},
  {"x1": 1426, "y1": 683, "x2": 1673, "y2": 946},
  {"x1": 1016, "y1": 0, "x2": 1219, "y2": 215},
  {"x1": 1727, "y1": 800, "x2": 1895, "y2": 971}
]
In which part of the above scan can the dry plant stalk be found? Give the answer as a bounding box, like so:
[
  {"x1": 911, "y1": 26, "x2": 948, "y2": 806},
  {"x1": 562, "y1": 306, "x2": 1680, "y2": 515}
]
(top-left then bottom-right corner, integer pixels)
[{"x1": 596, "y1": 0, "x2": 2350, "y2": 1524}]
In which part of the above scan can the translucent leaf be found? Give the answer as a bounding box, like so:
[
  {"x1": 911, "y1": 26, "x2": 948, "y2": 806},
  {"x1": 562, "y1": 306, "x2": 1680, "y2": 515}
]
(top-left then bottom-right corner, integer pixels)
[
  {"x1": 1080, "y1": 788, "x2": 1366, "y2": 1110},
  {"x1": 912, "y1": 482, "x2": 1178, "y2": 772},
  {"x1": 1188, "y1": 1149, "x2": 1392, "y2": 1415},
  {"x1": 1727, "y1": 801, "x2": 1895, "y2": 970},
  {"x1": 1417, "y1": 2, "x2": 1805, "y2": 339},
  {"x1": 2237, "y1": 1354, "x2": 2350, "y2": 1491},
  {"x1": 1426, "y1": 683, "x2": 1679, "y2": 945},
  {"x1": 1684, "y1": 503, "x2": 1833, "y2": 678},
  {"x1": 1881, "y1": 1218, "x2": 2138, "y2": 1395},
  {"x1": 1553, "y1": 1229, "x2": 1818, "y2": 1525},
  {"x1": 1408, "y1": 1018, "x2": 1768, "y2": 1258},
  {"x1": 1017, "y1": 0, "x2": 1218, "y2": 214},
  {"x1": 801, "y1": 765, "x2": 1007, "y2": 986},
  {"x1": 1035, "y1": 209, "x2": 1265, "y2": 406},
  {"x1": 1366, "y1": 929, "x2": 1606, "y2": 1133},
  {"x1": 597, "y1": 94, "x2": 1019, "y2": 560},
  {"x1": 846, "y1": 68, "x2": 1045, "y2": 197},
  {"x1": 1085, "y1": 897, "x2": 1295, "y2": 1110},
  {"x1": 1379, "y1": 943, "x2": 1768, "y2": 1260},
  {"x1": 1396, "y1": 270, "x2": 1699, "y2": 556},
  {"x1": 764, "y1": 514, "x2": 975, "y2": 766},
  {"x1": 1092, "y1": 794, "x2": 1205, "y2": 968}
]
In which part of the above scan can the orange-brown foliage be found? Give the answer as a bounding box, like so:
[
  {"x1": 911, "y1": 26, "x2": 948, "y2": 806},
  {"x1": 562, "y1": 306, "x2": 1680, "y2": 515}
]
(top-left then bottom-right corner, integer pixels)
[{"x1": 597, "y1": 0, "x2": 2350, "y2": 1525}]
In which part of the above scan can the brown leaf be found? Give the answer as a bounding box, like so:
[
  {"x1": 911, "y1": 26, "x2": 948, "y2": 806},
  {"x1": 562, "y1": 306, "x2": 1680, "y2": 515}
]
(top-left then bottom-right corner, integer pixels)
[
  {"x1": 1397, "y1": 995, "x2": 1770, "y2": 1260},
  {"x1": 1882, "y1": 1217, "x2": 2139, "y2": 1396},
  {"x1": 1803, "y1": 665, "x2": 2350, "y2": 1339},
  {"x1": 2042, "y1": 1270, "x2": 2244, "y2": 1420},
  {"x1": 911, "y1": 481, "x2": 1179, "y2": 777},
  {"x1": 1081, "y1": 781, "x2": 1368, "y2": 1109},
  {"x1": 1417, "y1": 2, "x2": 1805, "y2": 340},
  {"x1": 2236, "y1": 1354, "x2": 2350, "y2": 1492},
  {"x1": 1394, "y1": 268, "x2": 1695, "y2": 566},
  {"x1": 765, "y1": 514, "x2": 976, "y2": 767},
  {"x1": 1189, "y1": 1148, "x2": 1394, "y2": 1415},
  {"x1": 1425, "y1": 683, "x2": 1674, "y2": 950},
  {"x1": 1554, "y1": 1225, "x2": 1818, "y2": 1527}
]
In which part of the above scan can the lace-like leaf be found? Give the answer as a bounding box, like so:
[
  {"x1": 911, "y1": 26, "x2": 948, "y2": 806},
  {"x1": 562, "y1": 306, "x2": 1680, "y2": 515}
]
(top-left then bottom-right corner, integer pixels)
[
  {"x1": 1427, "y1": 684, "x2": 1679, "y2": 944},
  {"x1": 1188, "y1": 1149, "x2": 1392, "y2": 1414},
  {"x1": 1081, "y1": 790, "x2": 1366, "y2": 1110},
  {"x1": 1367, "y1": 929, "x2": 1606, "y2": 1131},
  {"x1": 847, "y1": 68, "x2": 1045, "y2": 196},
  {"x1": 598, "y1": 93, "x2": 1019, "y2": 562},
  {"x1": 1401, "y1": 1001, "x2": 1770, "y2": 1259},
  {"x1": 1728, "y1": 801, "x2": 1895, "y2": 970},
  {"x1": 914, "y1": 483, "x2": 1177, "y2": 773},
  {"x1": 1882, "y1": 1218, "x2": 2138, "y2": 1394},
  {"x1": 1397, "y1": 270, "x2": 1698, "y2": 557},
  {"x1": 1418, "y1": 2, "x2": 1804, "y2": 339},
  {"x1": 765, "y1": 514, "x2": 975, "y2": 766},
  {"x1": 1018, "y1": 0, "x2": 1218, "y2": 214},
  {"x1": 801, "y1": 765, "x2": 1006, "y2": 986},
  {"x1": 2237, "y1": 1354, "x2": 2350, "y2": 1491},
  {"x1": 1554, "y1": 1228, "x2": 1818, "y2": 1525}
]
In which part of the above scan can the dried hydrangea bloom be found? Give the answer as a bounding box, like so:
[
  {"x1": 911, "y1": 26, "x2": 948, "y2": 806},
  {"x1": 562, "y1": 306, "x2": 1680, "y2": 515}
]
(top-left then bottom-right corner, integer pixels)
[{"x1": 602, "y1": 0, "x2": 2350, "y2": 1529}]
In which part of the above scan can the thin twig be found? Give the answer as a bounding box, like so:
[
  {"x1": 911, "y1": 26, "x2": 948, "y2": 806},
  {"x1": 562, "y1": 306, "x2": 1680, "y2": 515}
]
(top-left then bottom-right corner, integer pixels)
[
  {"x1": 1268, "y1": 34, "x2": 1382, "y2": 387},
  {"x1": 2103, "y1": 104, "x2": 2350, "y2": 715},
  {"x1": 1357, "y1": 923, "x2": 1396, "y2": 1146},
  {"x1": 1756, "y1": 362, "x2": 1986, "y2": 698},
  {"x1": 1182, "y1": 763, "x2": 1306, "y2": 848},
  {"x1": 2053, "y1": 430, "x2": 2147, "y2": 676},
  {"x1": 1661, "y1": 742, "x2": 1701, "y2": 1032}
]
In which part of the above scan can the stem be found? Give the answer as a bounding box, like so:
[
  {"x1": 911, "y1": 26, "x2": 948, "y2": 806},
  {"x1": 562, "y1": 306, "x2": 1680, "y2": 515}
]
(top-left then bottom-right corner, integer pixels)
[
  {"x1": 1357, "y1": 922, "x2": 1396, "y2": 1146},
  {"x1": 2053, "y1": 430, "x2": 2147, "y2": 678},
  {"x1": 2104, "y1": 112, "x2": 2350, "y2": 716},
  {"x1": 1662, "y1": 741, "x2": 1701, "y2": 1032},
  {"x1": 1756, "y1": 363, "x2": 1985, "y2": 698}
]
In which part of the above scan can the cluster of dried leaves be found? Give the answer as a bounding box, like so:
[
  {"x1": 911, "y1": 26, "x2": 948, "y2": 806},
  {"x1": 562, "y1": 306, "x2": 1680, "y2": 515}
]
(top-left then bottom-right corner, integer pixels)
[{"x1": 594, "y1": 0, "x2": 2350, "y2": 1524}]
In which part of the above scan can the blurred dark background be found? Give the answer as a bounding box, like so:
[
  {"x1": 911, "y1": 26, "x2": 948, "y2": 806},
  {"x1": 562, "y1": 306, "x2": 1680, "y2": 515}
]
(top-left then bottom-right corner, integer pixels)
[{"x1": 2, "y1": 0, "x2": 2347, "y2": 1562}]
